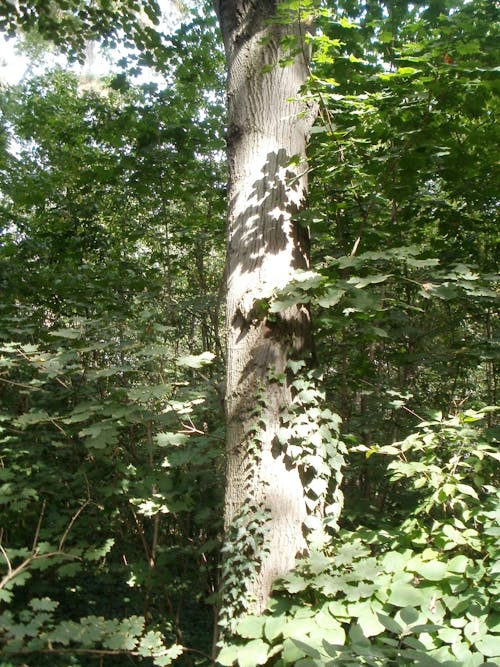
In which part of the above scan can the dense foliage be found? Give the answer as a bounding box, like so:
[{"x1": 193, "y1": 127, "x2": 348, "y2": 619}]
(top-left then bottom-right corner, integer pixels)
[
  {"x1": 0, "y1": 0, "x2": 498, "y2": 665},
  {"x1": 0, "y1": 9, "x2": 227, "y2": 665}
]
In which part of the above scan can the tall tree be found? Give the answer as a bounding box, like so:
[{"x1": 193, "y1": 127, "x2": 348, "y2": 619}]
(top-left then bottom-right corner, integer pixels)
[{"x1": 214, "y1": 0, "x2": 318, "y2": 621}]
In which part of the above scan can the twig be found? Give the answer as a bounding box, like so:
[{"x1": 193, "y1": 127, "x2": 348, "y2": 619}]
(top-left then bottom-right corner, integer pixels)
[
  {"x1": 0, "y1": 495, "x2": 90, "y2": 591},
  {"x1": 32, "y1": 500, "x2": 46, "y2": 552}
]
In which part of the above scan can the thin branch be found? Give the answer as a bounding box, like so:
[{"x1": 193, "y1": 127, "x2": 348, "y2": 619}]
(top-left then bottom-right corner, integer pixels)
[
  {"x1": 58, "y1": 497, "x2": 91, "y2": 552},
  {"x1": 0, "y1": 542, "x2": 12, "y2": 576},
  {"x1": 2, "y1": 647, "x2": 172, "y2": 657},
  {"x1": 0, "y1": 376, "x2": 40, "y2": 390},
  {"x1": 32, "y1": 500, "x2": 46, "y2": 552},
  {"x1": 15, "y1": 347, "x2": 70, "y2": 389},
  {"x1": 0, "y1": 495, "x2": 89, "y2": 591}
]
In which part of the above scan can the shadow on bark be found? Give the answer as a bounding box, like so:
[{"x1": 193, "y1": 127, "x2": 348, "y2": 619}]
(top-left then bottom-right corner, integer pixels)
[{"x1": 227, "y1": 147, "x2": 310, "y2": 279}]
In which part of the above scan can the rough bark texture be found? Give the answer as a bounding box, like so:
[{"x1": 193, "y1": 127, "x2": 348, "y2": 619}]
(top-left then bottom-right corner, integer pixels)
[{"x1": 215, "y1": 0, "x2": 316, "y2": 616}]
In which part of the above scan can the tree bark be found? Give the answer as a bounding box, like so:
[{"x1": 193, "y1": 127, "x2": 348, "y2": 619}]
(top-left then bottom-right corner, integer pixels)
[{"x1": 215, "y1": 0, "x2": 316, "y2": 621}]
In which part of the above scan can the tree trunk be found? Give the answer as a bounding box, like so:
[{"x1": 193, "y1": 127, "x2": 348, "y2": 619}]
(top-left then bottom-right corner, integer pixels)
[{"x1": 215, "y1": 0, "x2": 316, "y2": 623}]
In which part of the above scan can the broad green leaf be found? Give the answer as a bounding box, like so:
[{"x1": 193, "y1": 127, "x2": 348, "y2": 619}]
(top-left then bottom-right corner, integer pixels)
[
  {"x1": 78, "y1": 422, "x2": 118, "y2": 449},
  {"x1": 283, "y1": 637, "x2": 307, "y2": 663},
  {"x1": 29, "y1": 598, "x2": 58, "y2": 612},
  {"x1": 237, "y1": 638, "x2": 270, "y2": 667},
  {"x1": 283, "y1": 617, "x2": 317, "y2": 637},
  {"x1": 15, "y1": 410, "x2": 50, "y2": 427},
  {"x1": 48, "y1": 328, "x2": 83, "y2": 339},
  {"x1": 475, "y1": 634, "x2": 500, "y2": 657},
  {"x1": 317, "y1": 288, "x2": 345, "y2": 308},
  {"x1": 398, "y1": 607, "x2": 420, "y2": 626},
  {"x1": 290, "y1": 270, "x2": 324, "y2": 289},
  {"x1": 376, "y1": 613, "x2": 404, "y2": 635},
  {"x1": 217, "y1": 644, "x2": 239, "y2": 666},
  {"x1": 347, "y1": 274, "x2": 391, "y2": 289},
  {"x1": 265, "y1": 616, "x2": 285, "y2": 641},
  {"x1": 155, "y1": 432, "x2": 188, "y2": 447},
  {"x1": 176, "y1": 352, "x2": 215, "y2": 368},
  {"x1": 387, "y1": 582, "x2": 426, "y2": 607},
  {"x1": 357, "y1": 608, "x2": 385, "y2": 636},
  {"x1": 410, "y1": 560, "x2": 448, "y2": 581},
  {"x1": 237, "y1": 616, "x2": 265, "y2": 639},
  {"x1": 447, "y1": 555, "x2": 470, "y2": 573},
  {"x1": 290, "y1": 638, "x2": 322, "y2": 660}
]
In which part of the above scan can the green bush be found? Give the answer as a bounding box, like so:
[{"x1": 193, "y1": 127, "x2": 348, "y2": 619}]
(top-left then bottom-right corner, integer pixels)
[{"x1": 219, "y1": 408, "x2": 500, "y2": 666}]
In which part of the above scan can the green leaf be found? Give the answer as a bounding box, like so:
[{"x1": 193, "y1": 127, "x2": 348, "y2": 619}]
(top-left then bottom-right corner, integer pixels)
[
  {"x1": 410, "y1": 560, "x2": 449, "y2": 581},
  {"x1": 48, "y1": 328, "x2": 83, "y2": 339},
  {"x1": 376, "y1": 613, "x2": 404, "y2": 635},
  {"x1": 283, "y1": 637, "x2": 307, "y2": 663},
  {"x1": 265, "y1": 616, "x2": 285, "y2": 641},
  {"x1": 398, "y1": 606, "x2": 420, "y2": 626},
  {"x1": 176, "y1": 351, "x2": 215, "y2": 368},
  {"x1": 283, "y1": 617, "x2": 317, "y2": 638},
  {"x1": 29, "y1": 598, "x2": 59, "y2": 612},
  {"x1": 474, "y1": 634, "x2": 500, "y2": 658},
  {"x1": 78, "y1": 422, "x2": 118, "y2": 449},
  {"x1": 357, "y1": 608, "x2": 385, "y2": 636},
  {"x1": 290, "y1": 638, "x2": 322, "y2": 660},
  {"x1": 237, "y1": 638, "x2": 270, "y2": 667},
  {"x1": 153, "y1": 645, "x2": 184, "y2": 666},
  {"x1": 15, "y1": 410, "x2": 50, "y2": 427},
  {"x1": 217, "y1": 644, "x2": 239, "y2": 666},
  {"x1": 387, "y1": 582, "x2": 426, "y2": 607},
  {"x1": 237, "y1": 616, "x2": 265, "y2": 639},
  {"x1": 155, "y1": 432, "x2": 189, "y2": 447},
  {"x1": 317, "y1": 288, "x2": 346, "y2": 308},
  {"x1": 138, "y1": 630, "x2": 165, "y2": 657},
  {"x1": 347, "y1": 274, "x2": 391, "y2": 289},
  {"x1": 447, "y1": 555, "x2": 470, "y2": 573},
  {"x1": 456, "y1": 483, "x2": 479, "y2": 499}
]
